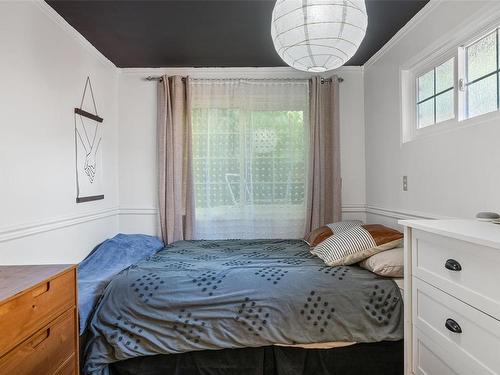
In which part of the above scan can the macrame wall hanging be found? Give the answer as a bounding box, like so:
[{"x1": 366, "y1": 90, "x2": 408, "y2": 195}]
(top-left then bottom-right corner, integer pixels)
[{"x1": 75, "y1": 77, "x2": 104, "y2": 203}]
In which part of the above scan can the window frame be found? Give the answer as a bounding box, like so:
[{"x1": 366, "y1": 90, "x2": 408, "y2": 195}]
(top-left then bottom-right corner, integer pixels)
[
  {"x1": 191, "y1": 108, "x2": 308, "y2": 211},
  {"x1": 415, "y1": 57, "x2": 456, "y2": 129},
  {"x1": 401, "y1": 51, "x2": 458, "y2": 142},
  {"x1": 400, "y1": 13, "x2": 500, "y2": 143},
  {"x1": 458, "y1": 27, "x2": 500, "y2": 121}
]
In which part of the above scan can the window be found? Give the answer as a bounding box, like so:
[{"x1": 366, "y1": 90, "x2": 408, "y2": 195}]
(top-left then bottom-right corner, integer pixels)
[
  {"x1": 402, "y1": 22, "x2": 500, "y2": 142},
  {"x1": 190, "y1": 80, "x2": 309, "y2": 239},
  {"x1": 464, "y1": 29, "x2": 500, "y2": 118},
  {"x1": 192, "y1": 109, "x2": 306, "y2": 208},
  {"x1": 417, "y1": 58, "x2": 454, "y2": 128}
]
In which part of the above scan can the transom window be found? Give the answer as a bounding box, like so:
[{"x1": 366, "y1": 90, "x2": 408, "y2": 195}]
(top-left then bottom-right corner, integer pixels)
[
  {"x1": 465, "y1": 29, "x2": 500, "y2": 118},
  {"x1": 417, "y1": 58, "x2": 454, "y2": 128},
  {"x1": 403, "y1": 23, "x2": 500, "y2": 142}
]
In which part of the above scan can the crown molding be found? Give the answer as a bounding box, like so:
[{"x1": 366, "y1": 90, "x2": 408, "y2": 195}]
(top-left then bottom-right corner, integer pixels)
[
  {"x1": 363, "y1": 0, "x2": 443, "y2": 69},
  {"x1": 33, "y1": 0, "x2": 117, "y2": 70},
  {"x1": 31, "y1": 0, "x2": 364, "y2": 76},
  {"x1": 0, "y1": 207, "x2": 119, "y2": 243},
  {"x1": 401, "y1": 1, "x2": 500, "y2": 71},
  {"x1": 29, "y1": 0, "x2": 444, "y2": 75}
]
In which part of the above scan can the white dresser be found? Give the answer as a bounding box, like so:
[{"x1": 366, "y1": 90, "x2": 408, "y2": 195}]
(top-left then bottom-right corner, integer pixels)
[{"x1": 400, "y1": 219, "x2": 500, "y2": 375}]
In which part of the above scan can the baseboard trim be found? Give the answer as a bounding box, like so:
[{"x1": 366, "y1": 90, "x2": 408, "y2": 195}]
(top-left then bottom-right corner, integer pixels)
[{"x1": 0, "y1": 207, "x2": 119, "y2": 243}]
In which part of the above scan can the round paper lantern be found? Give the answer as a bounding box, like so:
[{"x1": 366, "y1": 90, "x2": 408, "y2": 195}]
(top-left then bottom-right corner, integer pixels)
[{"x1": 271, "y1": 0, "x2": 368, "y2": 72}]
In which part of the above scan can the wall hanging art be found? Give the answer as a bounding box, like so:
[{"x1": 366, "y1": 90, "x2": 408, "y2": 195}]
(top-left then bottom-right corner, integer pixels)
[{"x1": 75, "y1": 77, "x2": 104, "y2": 203}]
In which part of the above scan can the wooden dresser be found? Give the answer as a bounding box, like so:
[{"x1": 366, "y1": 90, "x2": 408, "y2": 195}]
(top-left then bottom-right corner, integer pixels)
[
  {"x1": 0, "y1": 265, "x2": 78, "y2": 375},
  {"x1": 400, "y1": 220, "x2": 500, "y2": 375}
]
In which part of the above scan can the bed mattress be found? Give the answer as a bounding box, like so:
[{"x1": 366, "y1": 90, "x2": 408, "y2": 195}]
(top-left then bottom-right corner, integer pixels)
[
  {"x1": 83, "y1": 239, "x2": 403, "y2": 375},
  {"x1": 281, "y1": 278, "x2": 403, "y2": 350}
]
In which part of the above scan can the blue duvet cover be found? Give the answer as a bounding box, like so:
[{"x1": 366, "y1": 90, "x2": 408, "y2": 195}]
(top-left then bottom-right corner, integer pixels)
[{"x1": 83, "y1": 239, "x2": 403, "y2": 375}]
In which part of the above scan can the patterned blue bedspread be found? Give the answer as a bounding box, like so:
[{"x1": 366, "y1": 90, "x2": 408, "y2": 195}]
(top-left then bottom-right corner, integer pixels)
[{"x1": 83, "y1": 239, "x2": 403, "y2": 375}]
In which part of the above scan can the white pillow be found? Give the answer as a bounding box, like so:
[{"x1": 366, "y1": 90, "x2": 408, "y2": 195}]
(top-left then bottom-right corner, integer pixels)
[{"x1": 359, "y1": 247, "x2": 404, "y2": 277}]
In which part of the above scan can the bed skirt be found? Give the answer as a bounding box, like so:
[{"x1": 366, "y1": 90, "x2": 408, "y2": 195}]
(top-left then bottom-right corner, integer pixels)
[{"x1": 109, "y1": 340, "x2": 403, "y2": 375}]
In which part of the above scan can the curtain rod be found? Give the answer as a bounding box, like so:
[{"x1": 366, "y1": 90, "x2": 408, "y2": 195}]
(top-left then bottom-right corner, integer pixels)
[{"x1": 145, "y1": 76, "x2": 344, "y2": 83}]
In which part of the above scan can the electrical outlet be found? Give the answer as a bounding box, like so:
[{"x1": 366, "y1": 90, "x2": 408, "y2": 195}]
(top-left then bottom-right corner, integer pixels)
[{"x1": 403, "y1": 176, "x2": 408, "y2": 191}]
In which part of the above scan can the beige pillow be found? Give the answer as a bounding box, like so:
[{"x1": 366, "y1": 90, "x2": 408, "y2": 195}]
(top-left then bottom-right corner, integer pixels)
[
  {"x1": 359, "y1": 247, "x2": 404, "y2": 277},
  {"x1": 311, "y1": 224, "x2": 403, "y2": 266},
  {"x1": 304, "y1": 220, "x2": 362, "y2": 247}
]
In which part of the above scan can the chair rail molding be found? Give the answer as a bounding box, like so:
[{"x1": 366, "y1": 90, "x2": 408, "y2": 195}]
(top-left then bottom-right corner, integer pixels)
[
  {"x1": 119, "y1": 207, "x2": 158, "y2": 216},
  {"x1": 341, "y1": 203, "x2": 367, "y2": 213},
  {"x1": 366, "y1": 205, "x2": 454, "y2": 221},
  {"x1": 0, "y1": 207, "x2": 119, "y2": 243},
  {"x1": 0, "y1": 204, "x2": 454, "y2": 243}
]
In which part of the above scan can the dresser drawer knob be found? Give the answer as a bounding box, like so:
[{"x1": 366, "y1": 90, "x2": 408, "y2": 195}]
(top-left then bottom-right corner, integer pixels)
[
  {"x1": 445, "y1": 318, "x2": 462, "y2": 334},
  {"x1": 445, "y1": 259, "x2": 462, "y2": 271}
]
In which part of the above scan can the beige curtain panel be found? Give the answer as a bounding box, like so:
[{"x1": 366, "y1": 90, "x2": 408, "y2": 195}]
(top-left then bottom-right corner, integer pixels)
[
  {"x1": 305, "y1": 76, "x2": 342, "y2": 234},
  {"x1": 157, "y1": 76, "x2": 195, "y2": 244}
]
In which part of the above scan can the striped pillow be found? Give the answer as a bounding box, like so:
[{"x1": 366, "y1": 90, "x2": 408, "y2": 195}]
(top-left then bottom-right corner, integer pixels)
[
  {"x1": 311, "y1": 224, "x2": 403, "y2": 266},
  {"x1": 326, "y1": 220, "x2": 362, "y2": 233},
  {"x1": 304, "y1": 220, "x2": 362, "y2": 247}
]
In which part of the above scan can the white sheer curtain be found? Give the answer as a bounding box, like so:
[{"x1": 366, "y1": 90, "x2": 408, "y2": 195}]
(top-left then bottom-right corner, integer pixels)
[{"x1": 190, "y1": 79, "x2": 309, "y2": 239}]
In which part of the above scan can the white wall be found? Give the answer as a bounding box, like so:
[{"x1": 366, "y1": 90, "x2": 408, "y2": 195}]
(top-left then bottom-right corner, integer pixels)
[
  {"x1": 0, "y1": 1, "x2": 120, "y2": 264},
  {"x1": 364, "y1": 0, "x2": 500, "y2": 227},
  {"x1": 0, "y1": 2, "x2": 366, "y2": 264},
  {"x1": 118, "y1": 67, "x2": 366, "y2": 235},
  {"x1": 8, "y1": 0, "x2": 492, "y2": 259}
]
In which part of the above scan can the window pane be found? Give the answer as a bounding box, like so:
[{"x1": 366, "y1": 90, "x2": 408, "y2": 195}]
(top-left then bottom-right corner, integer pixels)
[
  {"x1": 436, "y1": 58, "x2": 454, "y2": 92},
  {"x1": 247, "y1": 183, "x2": 274, "y2": 204},
  {"x1": 467, "y1": 31, "x2": 497, "y2": 82},
  {"x1": 209, "y1": 133, "x2": 239, "y2": 158},
  {"x1": 418, "y1": 99, "x2": 434, "y2": 128},
  {"x1": 192, "y1": 108, "x2": 307, "y2": 209},
  {"x1": 435, "y1": 90, "x2": 454, "y2": 123},
  {"x1": 467, "y1": 74, "x2": 498, "y2": 118},
  {"x1": 249, "y1": 158, "x2": 273, "y2": 183},
  {"x1": 418, "y1": 70, "x2": 434, "y2": 101}
]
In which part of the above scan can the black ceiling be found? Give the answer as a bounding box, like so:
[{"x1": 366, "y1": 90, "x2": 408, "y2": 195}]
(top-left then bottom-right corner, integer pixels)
[{"x1": 47, "y1": 0, "x2": 428, "y2": 68}]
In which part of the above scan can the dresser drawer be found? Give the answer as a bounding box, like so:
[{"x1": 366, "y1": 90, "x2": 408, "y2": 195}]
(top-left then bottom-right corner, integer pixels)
[
  {"x1": 413, "y1": 329, "x2": 459, "y2": 375},
  {"x1": 0, "y1": 308, "x2": 76, "y2": 375},
  {"x1": 0, "y1": 268, "x2": 75, "y2": 356},
  {"x1": 54, "y1": 354, "x2": 77, "y2": 375},
  {"x1": 412, "y1": 278, "x2": 500, "y2": 374},
  {"x1": 412, "y1": 229, "x2": 500, "y2": 320}
]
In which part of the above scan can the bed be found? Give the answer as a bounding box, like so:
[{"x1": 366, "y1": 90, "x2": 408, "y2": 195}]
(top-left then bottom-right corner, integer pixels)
[{"x1": 81, "y1": 238, "x2": 404, "y2": 375}]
